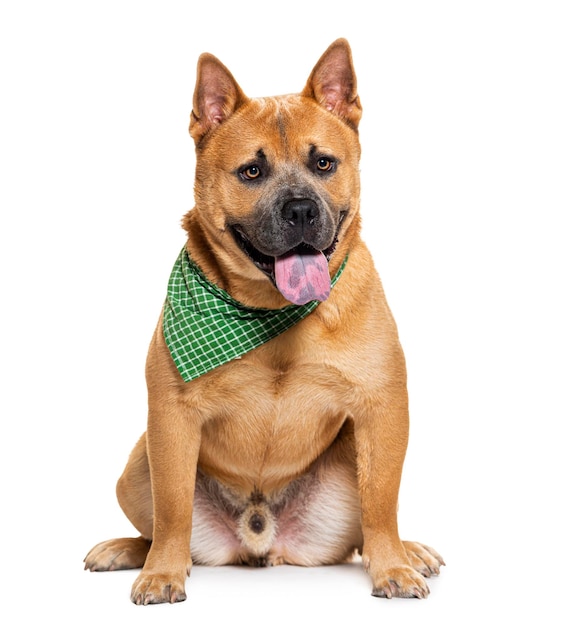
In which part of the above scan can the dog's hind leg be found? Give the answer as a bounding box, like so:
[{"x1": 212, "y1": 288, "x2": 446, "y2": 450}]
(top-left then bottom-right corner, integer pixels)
[
  {"x1": 85, "y1": 435, "x2": 154, "y2": 571},
  {"x1": 84, "y1": 536, "x2": 151, "y2": 571},
  {"x1": 114, "y1": 434, "x2": 154, "y2": 538}
]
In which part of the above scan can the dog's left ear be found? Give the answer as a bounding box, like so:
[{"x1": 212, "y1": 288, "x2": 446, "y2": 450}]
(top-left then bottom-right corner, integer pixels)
[
  {"x1": 302, "y1": 39, "x2": 362, "y2": 130},
  {"x1": 190, "y1": 53, "x2": 249, "y2": 145}
]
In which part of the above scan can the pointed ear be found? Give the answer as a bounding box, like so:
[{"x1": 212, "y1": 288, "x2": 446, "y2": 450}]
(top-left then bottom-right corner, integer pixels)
[
  {"x1": 190, "y1": 53, "x2": 248, "y2": 145},
  {"x1": 301, "y1": 38, "x2": 362, "y2": 129}
]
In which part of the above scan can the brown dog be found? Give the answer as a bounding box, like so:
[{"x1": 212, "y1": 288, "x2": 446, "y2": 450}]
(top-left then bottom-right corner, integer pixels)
[{"x1": 84, "y1": 38, "x2": 444, "y2": 604}]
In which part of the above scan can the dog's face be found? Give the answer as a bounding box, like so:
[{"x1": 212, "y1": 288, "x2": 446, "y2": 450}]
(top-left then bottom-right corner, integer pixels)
[{"x1": 187, "y1": 40, "x2": 362, "y2": 305}]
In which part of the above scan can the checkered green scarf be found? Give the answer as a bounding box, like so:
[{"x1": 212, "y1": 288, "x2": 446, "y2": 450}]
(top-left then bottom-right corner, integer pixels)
[{"x1": 163, "y1": 248, "x2": 348, "y2": 382}]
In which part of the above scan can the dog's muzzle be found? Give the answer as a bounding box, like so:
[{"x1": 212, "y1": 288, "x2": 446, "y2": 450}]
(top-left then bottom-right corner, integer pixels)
[{"x1": 230, "y1": 199, "x2": 346, "y2": 305}]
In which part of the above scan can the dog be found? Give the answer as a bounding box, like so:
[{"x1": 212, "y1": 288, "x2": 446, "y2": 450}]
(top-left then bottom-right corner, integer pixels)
[{"x1": 84, "y1": 38, "x2": 444, "y2": 604}]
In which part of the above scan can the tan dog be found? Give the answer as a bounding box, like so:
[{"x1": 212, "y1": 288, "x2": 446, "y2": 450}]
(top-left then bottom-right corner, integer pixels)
[{"x1": 84, "y1": 38, "x2": 444, "y2": 604}]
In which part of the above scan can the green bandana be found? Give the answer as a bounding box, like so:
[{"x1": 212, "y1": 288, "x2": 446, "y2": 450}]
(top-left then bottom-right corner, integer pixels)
[{"x1": 163, "y1": 248, "x2": 348, "y2": 382}]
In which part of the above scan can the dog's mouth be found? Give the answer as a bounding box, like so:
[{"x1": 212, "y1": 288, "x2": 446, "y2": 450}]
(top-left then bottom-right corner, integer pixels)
[{"x1": 230, "y1": 212, "x2": 346, "y2": 306}]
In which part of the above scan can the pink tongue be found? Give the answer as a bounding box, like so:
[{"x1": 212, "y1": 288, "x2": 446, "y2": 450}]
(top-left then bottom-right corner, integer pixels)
[{"x1": 274, "y1": 249, "x2": 331, "y2": 305}]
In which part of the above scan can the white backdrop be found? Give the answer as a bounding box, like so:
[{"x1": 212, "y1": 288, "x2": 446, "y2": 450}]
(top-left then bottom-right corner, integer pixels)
[{"x1": 1, "y1": 1, "x2": 568, "y2": 623}]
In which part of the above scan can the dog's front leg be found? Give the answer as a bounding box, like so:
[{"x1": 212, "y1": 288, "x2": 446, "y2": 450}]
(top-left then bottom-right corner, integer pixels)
[
  {"x1": 355, "y1": 385, "x2": 431, "y2": 599},
  {"x1": 130, "y1": 398, "x2": 201, "y2": 605}
]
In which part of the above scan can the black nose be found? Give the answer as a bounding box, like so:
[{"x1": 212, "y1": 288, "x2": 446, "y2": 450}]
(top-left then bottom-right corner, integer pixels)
[{"x1": 281, "y1": 198, "x2": 319, "y2": 231}]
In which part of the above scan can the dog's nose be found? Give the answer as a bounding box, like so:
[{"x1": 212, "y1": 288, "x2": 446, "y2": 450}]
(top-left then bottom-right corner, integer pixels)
[{"x1": 281, "y1": 198, "x2": 319, "y2": 231}]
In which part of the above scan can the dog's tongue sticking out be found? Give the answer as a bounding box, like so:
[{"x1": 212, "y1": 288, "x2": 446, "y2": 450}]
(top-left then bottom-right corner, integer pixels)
[{"x1": 274, "y1": 249, "x2": 331, "y2": 305}]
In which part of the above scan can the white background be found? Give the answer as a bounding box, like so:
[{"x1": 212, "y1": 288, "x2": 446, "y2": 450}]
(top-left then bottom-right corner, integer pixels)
[{"x1": 1, "y1": 1, "x2": 568, "y2": 623}]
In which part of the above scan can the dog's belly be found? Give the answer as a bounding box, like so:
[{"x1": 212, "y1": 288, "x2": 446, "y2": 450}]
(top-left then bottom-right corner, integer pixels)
[{"x1": 191, "y1": 419, "x2": 362, "y2": 568}]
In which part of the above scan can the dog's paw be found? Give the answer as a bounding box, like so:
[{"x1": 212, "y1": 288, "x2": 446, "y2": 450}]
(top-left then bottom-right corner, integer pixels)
[
  {"x1": 84, "y1": 537, "x2": 151, "y2": 571},
  {"x1": 402, "y1": 540, "x2": 445, "y2": 578},
  {"x1": 370, "y1": 565, "x2": 430, "y2": 599},
  {"x1": 130, "y1": 571, "x2": 187, "y2": 605}
]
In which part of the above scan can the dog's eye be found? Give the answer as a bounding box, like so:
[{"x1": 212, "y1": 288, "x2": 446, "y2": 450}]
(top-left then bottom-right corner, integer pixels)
[
  {"x1": 316, "y1": 157, "x2": 335, "y2": 173},
  {"x1": 241, "y1": 165, "x2": 262, "y2": 180}
]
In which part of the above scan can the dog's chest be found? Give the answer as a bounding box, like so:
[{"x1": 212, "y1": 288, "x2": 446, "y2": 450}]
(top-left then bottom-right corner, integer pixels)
[{"x1": 196, "y1": 359, "x2": 351, "y2": 488}]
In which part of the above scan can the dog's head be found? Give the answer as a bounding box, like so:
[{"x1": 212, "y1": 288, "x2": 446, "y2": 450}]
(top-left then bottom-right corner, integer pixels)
[{"x1": 186, "y1": 39, "x2": 362, "y2": 306}]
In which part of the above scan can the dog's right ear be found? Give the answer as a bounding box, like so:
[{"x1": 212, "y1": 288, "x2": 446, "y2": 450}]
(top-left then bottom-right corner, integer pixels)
[{"x1": 190, "y1": 53, "x2": 248, "y2": 145}]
